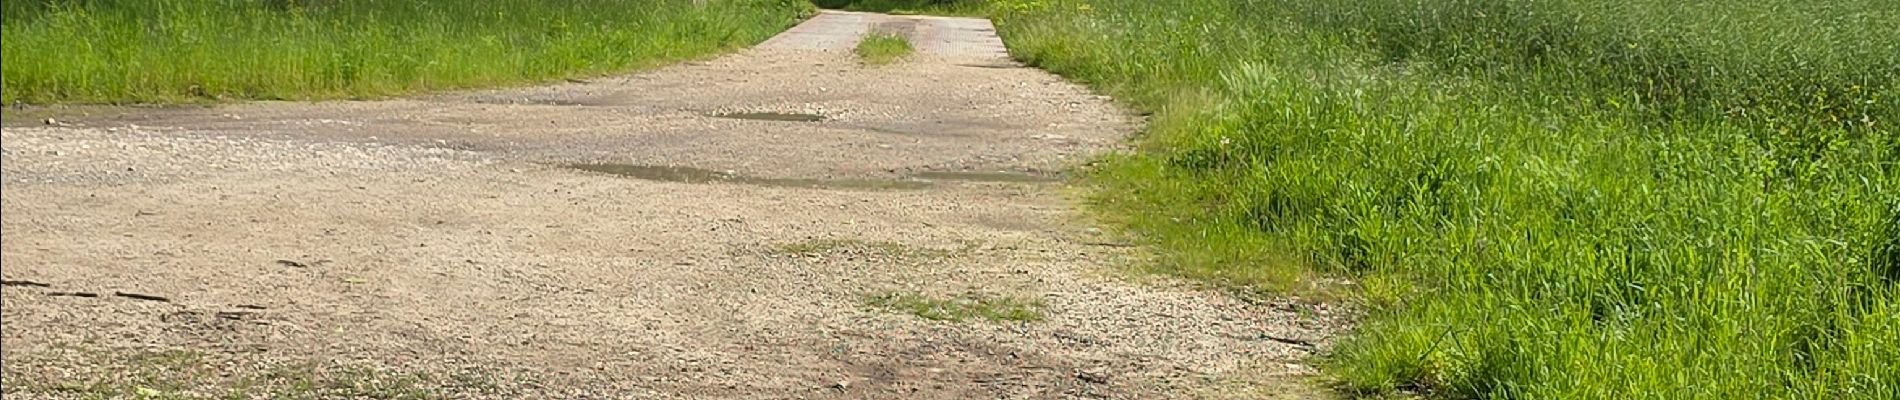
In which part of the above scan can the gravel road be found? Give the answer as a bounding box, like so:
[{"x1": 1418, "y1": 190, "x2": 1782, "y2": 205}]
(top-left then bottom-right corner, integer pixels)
[{"x1": 0, "y1": 11, "x2": 1340, "y2": 399}]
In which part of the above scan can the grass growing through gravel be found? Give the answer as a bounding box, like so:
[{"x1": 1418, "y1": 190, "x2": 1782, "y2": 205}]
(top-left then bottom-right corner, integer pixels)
[
  {"x1": 994, "y1": 0, "x2": 1897, "y2": 398},
  {"x1": 865, "y1": 292, "x2": 1045, "y2": 322},
  {"x1": 779, "y1": 238, "x2": 954, "y2": 258},
  {"x1": 1, "y1": 347, "x2": 500, "y2": 399},
  {"x1": 854, "y1": 32, "x2": 915, "y2": 66},
  {"x1": 0, "y1": 0, "x2": 812, "y2": 104}
]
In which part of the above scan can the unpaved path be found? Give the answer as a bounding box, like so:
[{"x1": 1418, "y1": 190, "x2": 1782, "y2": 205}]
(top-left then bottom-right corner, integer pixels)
[{"x1": 1, "y1": 11, "x2": 1339, "y2": 399}]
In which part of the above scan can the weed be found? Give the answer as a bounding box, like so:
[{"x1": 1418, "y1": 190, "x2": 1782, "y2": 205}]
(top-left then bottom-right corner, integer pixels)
[
  {"x1": 777, "y1": 238, "x2": 964, "y2": 258},
  {"x1": 865, "y1": 291, "x2": 1045, "y2": 322},
  {"x1": 1, "y1": 347, "x2": 491, "y2": 399},
  {"x1": 855, "y1": 32, "x2": 915, "y2": 66},
  {"x1": 782, "y1": 238, "x2": 899, "y2": 254}
]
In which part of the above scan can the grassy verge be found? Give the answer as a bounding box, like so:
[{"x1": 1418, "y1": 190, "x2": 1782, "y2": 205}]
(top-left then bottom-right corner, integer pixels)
[
  {"x1": 0, "y1": 0, "x2": 812, "y2": 104},
  {"x1": 855, "y1": 32, "x2": 915, "y2": 65},
  {"x1": 993, "y1": 0, "x2": 1897, "y2": 398},
  {"x1": 813, "y1": 0, "x2": 992, "y2": 16}
]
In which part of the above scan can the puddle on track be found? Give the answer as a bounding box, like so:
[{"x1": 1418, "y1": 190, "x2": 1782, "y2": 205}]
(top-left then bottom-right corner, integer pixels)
[
  {"x1": 2, "y1": 105, "x2": 207, "y2": 128},
  {"x1": 568, "y1": 164, "x2": 929, "y2": 190},
  {"x1": 470, "y1": 98, "x2": 600, "y2": 106},
  {"x1": 913, "y1": 171, "x2": 1061, "y2": 183},
  {"x1": 713, "y1": 112, "x2": 828, "y2": 122},
  {"x1": 871, "y1": 20, "x2": 919, "y2": 37}
]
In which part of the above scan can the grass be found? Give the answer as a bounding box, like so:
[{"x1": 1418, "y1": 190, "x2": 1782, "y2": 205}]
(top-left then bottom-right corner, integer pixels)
[
  {"x1": 781, "y1": 238, "x2": 945, "y2": 257},
  {"x1": 777, "y1": 238, "x2": 978, "y2": 259},
  {"x1": 779, "y1": 238, "x2": 890, "y2": 254},
  {"x1": 855, "y1": 32, "x2": 915, "y2": 65},
  {"x1": 1, "y1": 347, "x2": 506, "y2": 399},
  {"x1": 0, "y1": 0, "x2": 812, "y2": 104},
  {"x1": 991, "y1": 0, "x2": 1898, "y2": 398},
  {"x1": 865, "y1": 291, "x2": 1045, "y2": 322}
]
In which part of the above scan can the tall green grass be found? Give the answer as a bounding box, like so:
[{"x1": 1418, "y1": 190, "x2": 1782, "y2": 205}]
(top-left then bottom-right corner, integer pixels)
[
  {"x1": 0, "y1": 0, "x2": 812, "y2": 104},
  {"x1": 994, "y1": 0, "x2": 1898, "y2": 398}
]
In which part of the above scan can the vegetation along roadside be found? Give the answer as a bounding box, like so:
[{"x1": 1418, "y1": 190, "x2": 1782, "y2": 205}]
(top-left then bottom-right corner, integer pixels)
[
  {"x1": 991, "y1": 0, "x2": 1897, "y2": 398},
  {"x1": 0, "y1": 0, "x2": 813, "y2": 104}
]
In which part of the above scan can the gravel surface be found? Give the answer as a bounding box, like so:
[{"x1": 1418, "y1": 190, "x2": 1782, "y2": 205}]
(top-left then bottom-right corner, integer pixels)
[{"x1": 0, "y1": 11, "x2": 1342, "y2": 399}]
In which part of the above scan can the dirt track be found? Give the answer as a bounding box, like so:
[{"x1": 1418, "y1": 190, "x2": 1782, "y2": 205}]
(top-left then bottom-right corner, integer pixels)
[{"x1": 0, "y1": 11, "x2": 1339, "y2": 399}]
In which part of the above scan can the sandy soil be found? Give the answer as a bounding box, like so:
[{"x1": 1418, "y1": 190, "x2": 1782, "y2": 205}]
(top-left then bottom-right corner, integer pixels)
[{"x1": 0, "y1": 11, "x2": 1341, "y2": 399}]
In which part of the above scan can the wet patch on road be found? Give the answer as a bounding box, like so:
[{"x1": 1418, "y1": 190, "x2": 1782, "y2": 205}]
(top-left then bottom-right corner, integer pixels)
[
  {"x1": 567, "y1": 163, "x2": 929, "y2": 190},
  {"x1": 712, "y1": 112, "x2": 828, "y2": 122},
  {"x1": 913, "y1": 170, "x2": 1061, "y2": 183},
  {"x1": 871, "y1": 20, "x2": 919, "y2": 37},
  {"x1": 469, "y1": 98, "x2": 599, "y2": 106},
  {"x1": 1, "y1": 105, "x2": 208, "y2": 128}
]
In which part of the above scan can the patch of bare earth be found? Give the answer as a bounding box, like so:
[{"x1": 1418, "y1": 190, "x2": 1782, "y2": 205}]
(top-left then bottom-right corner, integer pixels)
[{"x1": 1, "y1": 11, "x2": 1343, "y2": 399}]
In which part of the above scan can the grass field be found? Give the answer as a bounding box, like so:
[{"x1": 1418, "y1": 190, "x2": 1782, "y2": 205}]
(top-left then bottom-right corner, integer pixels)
[
  {"x1": 854, "y1": 32, "x2": 914, "y2": 65},
  {"x1": 993, "y1": 0, "x2": 1898, "y2": 398},
  {"x1": 0, "y1": 0, "x2": 811, "y2": 104}
]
